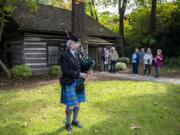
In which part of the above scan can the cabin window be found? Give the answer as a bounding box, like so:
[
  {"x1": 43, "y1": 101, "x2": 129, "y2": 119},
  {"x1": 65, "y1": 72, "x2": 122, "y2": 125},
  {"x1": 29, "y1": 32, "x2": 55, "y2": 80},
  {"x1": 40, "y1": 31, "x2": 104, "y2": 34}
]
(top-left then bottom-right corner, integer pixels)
[{"x1": 48, "y1": 46, "x2": 59, "y2": 65}]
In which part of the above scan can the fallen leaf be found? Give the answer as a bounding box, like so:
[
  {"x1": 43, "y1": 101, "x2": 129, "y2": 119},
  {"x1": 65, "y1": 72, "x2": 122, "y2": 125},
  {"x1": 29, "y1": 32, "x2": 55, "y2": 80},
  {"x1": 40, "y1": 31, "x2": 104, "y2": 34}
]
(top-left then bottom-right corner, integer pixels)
[
  {"x1": 94, "y1": 129, "x2": 99, "y2": 132},
  {"x1": 153, "y1": 102, "x2": 158, "y2": 105},
  {"x1": 21, "y1": 122, "x2": 28, "y2": 128},
  {"x1": 130, "y1": 124, "x2": 141, "y2": 129}
]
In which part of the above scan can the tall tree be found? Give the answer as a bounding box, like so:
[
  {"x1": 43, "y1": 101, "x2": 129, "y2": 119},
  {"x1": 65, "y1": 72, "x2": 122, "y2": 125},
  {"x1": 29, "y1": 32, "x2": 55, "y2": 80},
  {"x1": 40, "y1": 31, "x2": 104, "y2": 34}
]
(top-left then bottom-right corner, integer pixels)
[
  {"x1": 87, "y1": 0, "x2": 99, "y2": 22},
  {"x1": 91, "y1": 0, "x2": 99, "y2": 22},
  {"x1": 72, "y1": 0, "x2": 87, "y2": 53},
  {"x1": 0, "y1": 0, "x2": 10, "y2": 78},
  {"x1": 150, "y1": 0, "x2": 157, "y2": 33},
  {"x1": 96, "y1": 0, "x2": 128, "y2": 56},
  {"x1": 119, "y1": 0, "x2": 127, "y2": 56}
]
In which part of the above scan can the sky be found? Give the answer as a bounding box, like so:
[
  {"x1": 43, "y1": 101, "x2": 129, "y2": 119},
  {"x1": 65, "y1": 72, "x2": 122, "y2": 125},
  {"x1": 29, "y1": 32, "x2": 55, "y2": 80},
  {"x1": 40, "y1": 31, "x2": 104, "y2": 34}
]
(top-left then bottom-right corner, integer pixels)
[
  {"x1": 96, "y1": 0, "x2": 176, "y2": 15},
  {"x1": 39, "y1": 0, "x2": 177, "y2": 15},
  {"x1": 97, "y1": 5, "x2": 134, "y2": 15}
]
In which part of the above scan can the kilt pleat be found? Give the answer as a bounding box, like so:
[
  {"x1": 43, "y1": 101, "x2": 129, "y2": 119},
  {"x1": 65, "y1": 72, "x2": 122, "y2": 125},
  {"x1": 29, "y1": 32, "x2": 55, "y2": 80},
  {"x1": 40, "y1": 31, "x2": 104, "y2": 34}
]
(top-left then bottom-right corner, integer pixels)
[{"x1": 61, "y1": 80, "x2": 86, "y2": 106}]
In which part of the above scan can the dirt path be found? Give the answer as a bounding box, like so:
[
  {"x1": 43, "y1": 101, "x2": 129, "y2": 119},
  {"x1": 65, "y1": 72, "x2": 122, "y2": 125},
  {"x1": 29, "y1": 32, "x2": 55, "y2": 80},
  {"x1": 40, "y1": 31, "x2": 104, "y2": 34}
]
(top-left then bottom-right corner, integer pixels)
[
  {"x1": 1, "y1": 72, "x2": 180, "y2": 91},
  {"x1": 98, "y1": 72, "x2": 180, "y2": 85}
]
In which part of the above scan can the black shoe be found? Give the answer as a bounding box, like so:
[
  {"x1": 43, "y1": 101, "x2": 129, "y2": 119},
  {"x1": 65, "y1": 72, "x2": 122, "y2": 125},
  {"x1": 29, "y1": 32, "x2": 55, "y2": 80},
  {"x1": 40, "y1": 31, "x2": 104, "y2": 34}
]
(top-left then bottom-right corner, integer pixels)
[
  {"x1": 65, "y1": 123, "x2": 73, "y2": 132},
  {"x1": 72, "y1": 121, "x2": 83, "y2": 128}
]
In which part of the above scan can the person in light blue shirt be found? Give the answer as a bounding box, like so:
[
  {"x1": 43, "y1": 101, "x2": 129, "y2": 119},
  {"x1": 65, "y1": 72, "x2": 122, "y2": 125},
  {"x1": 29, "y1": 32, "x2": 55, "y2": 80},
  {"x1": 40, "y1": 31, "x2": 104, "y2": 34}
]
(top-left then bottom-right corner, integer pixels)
[{"x1": 131, "y1": 48, "x2": 140, "y2": 75}]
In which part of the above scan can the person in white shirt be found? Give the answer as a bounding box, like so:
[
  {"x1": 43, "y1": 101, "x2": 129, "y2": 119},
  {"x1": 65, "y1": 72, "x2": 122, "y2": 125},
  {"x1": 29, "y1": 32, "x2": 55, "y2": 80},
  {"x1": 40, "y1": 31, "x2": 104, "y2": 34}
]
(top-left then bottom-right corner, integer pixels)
[
  {"x1": 109, "y1": 47, "x2": 118, "y2": 73},
  {"x1": 143, "y1": 48, "x2": 153, "y2": 76},
  {"x1": 103, "y1": 48, "x2": 109, "y2": 71}
]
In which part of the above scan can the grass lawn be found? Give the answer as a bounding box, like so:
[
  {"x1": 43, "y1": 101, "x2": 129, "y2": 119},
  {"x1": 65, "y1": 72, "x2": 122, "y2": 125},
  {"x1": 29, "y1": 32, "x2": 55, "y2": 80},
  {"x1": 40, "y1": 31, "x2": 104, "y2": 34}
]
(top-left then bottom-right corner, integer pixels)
[
  {"x1": 161, "y1": 66, "x2": 180, "y2": 77},
  {"x1": 0, "y1": 81, "x2": 180, "y2": 135}
]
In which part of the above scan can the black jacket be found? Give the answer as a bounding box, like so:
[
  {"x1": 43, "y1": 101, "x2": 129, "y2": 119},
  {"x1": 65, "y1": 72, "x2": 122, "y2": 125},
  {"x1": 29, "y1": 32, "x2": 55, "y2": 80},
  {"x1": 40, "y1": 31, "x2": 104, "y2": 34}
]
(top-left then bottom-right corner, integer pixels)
[{"x1": 60, "y1": 49, "x2": 81, "y2": 84}]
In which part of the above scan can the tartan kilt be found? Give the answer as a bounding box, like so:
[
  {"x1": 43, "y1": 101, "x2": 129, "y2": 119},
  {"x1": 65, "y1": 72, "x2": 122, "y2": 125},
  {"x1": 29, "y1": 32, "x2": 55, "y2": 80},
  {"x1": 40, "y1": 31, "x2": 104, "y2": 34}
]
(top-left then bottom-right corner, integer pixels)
[{"x1": 60, "y1": 80, "x2": 86, "y2": 106}]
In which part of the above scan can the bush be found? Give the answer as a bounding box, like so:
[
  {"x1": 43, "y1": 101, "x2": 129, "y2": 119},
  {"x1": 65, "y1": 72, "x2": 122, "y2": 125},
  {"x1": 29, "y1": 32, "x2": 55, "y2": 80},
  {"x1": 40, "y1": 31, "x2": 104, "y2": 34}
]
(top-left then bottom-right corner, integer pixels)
[
  {"x1": 116, "y1": 62, "x2": 127, "y2": 71},
  {"x1": 117, "y1": 57, "x2": 130, "y2": 65},
  {"x1": 164, "y1": 57, "x2": 180, "y2": 67},
  {"x1": 48, "y1": 65, "x2": 61, "y2": 78},
  {"x1": 11, "y1": 64, "x2": 32, "y2": 80}
]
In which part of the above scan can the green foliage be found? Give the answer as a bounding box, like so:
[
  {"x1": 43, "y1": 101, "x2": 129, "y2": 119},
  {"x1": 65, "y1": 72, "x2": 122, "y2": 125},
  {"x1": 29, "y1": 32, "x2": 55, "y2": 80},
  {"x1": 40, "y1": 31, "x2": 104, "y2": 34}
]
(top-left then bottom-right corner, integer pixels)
[
  {"x1": 97, "y1": 2, "x2": 180, "y2": 58},
  {"x1": 51, "y1": 0, "x2": 71, "y2": 9},
  {"x1": 11, "y1": 64, "x2": 32, "y2": 80},
  {"x1": 98, "y1": 12, "x2": 119, "y2": 33},
  {"x1": 164, "y1": 56, "x2": 180, "y2": 67},
  {"x1": 0, "y1": 0, "x2": 37, "y2": 40},
  {"x1": 116, "y1": 62, "x2": 127, "y2": 71},
  {"x1": 48, "y1": 65, "x2": 61, "y2": 78},
  {"x1": 117, "y1": 57, "x2": 130, "y2": 65},
  {"x1": 125, "y1": 3, "x2": 180, "y2": 57}
]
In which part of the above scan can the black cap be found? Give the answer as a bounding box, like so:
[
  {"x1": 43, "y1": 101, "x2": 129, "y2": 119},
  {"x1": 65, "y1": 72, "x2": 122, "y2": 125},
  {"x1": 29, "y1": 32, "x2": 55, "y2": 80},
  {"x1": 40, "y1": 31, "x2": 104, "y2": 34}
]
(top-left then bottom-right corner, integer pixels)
[{"x1": 69, "y1": 34, "x2": 80, "y2": 42}]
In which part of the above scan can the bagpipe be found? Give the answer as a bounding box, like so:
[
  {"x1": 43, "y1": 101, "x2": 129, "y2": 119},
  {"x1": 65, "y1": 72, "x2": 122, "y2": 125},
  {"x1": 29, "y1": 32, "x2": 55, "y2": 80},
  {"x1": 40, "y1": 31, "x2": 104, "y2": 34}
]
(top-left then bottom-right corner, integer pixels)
[
  {"x1": 78, "y1": 44, "x2": 94, "y2": 71},
  {"x1": 60, "y1": 23, "x2": 94, "y2": 72}
]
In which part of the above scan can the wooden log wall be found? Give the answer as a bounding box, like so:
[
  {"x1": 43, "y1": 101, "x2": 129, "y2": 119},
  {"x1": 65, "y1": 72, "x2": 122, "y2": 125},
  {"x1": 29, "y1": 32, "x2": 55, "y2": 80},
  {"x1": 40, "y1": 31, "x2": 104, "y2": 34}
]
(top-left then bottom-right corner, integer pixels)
[
  {"x1": 23, "y1": 32, "x2": 67, "y2": 75},
  {"x1": 11, "y1": 40, "x2": 25, "y2": 65}
]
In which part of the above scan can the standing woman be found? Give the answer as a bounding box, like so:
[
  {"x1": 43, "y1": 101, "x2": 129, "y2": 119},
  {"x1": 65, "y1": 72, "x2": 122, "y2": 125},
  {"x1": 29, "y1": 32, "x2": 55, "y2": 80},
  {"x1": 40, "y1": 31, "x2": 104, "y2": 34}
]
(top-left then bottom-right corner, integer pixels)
[
  {"x1": 143, "y1": 48, "x2": 153, "y2": 76},
  {"x1": 154, "y1": 49, "x2": 163, "y2": 78},
  {"x1": 103, "y1": 48, "x2": 109, "y2": 72},
  {"x1": 109, "y1": 47, "x2": 118, "y2": 73},
  {"x1": 138, "y1": 48, "x2": 145, "y2": 74},
  {"x1": 60, "y1": 35, "x2": 87, "y2": 132}
]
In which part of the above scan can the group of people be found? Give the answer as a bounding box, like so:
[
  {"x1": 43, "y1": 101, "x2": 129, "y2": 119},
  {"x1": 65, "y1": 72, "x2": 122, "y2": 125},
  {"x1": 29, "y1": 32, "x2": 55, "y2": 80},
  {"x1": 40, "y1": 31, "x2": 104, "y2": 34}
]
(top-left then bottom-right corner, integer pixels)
[
  {"x1": 60, "y1": 34, "x2": 164, "y2": 132},
  {"x1": 101, "y1": 47, "x2": 118, "y2": 73},
  {"x1": 131, "y1": 48, "x2": 164, "y2": 78}
]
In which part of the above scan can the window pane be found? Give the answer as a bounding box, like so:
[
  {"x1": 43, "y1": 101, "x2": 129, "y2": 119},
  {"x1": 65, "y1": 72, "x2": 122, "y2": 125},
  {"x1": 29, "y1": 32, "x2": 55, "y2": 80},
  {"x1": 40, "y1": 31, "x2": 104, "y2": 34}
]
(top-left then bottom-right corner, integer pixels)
[{"x1": 48, "y1": 46, "x2": 59, "y2": 65}]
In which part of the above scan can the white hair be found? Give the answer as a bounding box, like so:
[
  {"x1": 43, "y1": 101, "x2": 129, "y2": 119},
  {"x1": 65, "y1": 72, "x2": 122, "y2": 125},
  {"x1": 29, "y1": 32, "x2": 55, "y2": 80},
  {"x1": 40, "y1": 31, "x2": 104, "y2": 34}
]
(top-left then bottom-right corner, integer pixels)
[
  {"x1": 111, "y1": 47, "x2": 115, "y2": 50},
  {"x1": 66, "y1": 40, "x2": 73, "y2": 48}
]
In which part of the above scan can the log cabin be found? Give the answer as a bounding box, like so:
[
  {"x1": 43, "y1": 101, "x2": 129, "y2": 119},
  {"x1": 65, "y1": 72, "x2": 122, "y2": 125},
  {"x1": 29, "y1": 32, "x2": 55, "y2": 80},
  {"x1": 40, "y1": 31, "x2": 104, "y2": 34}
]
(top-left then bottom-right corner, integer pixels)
[{"x1": 3, "y1": 3, "x2": 119, "y2": 75}]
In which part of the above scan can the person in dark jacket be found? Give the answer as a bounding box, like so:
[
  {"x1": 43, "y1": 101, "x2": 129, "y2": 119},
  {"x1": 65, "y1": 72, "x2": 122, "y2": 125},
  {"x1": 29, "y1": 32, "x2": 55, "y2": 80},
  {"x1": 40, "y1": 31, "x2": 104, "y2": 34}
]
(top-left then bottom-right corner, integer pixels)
[
  {"x1": 60, "y1": 35, "x2": 87, "y2": 132},
  {"x1": 131, "y1": 48, "x2": 140, "y2": 75}
]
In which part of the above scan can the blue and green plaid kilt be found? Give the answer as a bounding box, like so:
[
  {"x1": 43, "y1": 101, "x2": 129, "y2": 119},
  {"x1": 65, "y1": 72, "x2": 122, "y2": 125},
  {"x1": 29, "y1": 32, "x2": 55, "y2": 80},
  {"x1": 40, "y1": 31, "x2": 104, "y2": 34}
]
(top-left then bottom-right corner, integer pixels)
[{"x1": 61, "y1": 80, "x2": 86, "y2": 106}]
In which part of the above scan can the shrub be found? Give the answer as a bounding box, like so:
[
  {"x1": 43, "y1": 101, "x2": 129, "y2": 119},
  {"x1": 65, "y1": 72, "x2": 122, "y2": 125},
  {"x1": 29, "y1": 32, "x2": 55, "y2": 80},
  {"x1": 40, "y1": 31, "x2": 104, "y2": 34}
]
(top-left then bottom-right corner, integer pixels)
[
  {"x1": 164, "y1": 56, "x2": 180, "y2": 67},
  {"x1": 48, "y1": 65, "x2": 61, "y2": 78},
  {"x1": 117, "y1": 57, "x2": 130, "y2": 65},
  {"x1": 116, "y1": 62, "x2": 127, "y2": 71},
  {"x1": 11, "y1": 64, "x2": 32, "y2": 80}
]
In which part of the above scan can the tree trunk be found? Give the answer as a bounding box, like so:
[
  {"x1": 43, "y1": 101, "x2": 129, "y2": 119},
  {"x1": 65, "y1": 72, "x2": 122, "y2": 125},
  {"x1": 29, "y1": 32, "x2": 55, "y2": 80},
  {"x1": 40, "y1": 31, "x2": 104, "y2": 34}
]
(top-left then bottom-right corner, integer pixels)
[
  {"x1": 0, "y1": 59, "x2": 11, "y2": 78},
  {"x1": 0, "y1": 1, "x2": 5, "y2": 42},
  {"x1": 91, "y1": 0, "x2": 99, "y2": 22},
  {"x1": 72, "y1": 0, "x2": 88, "y2": 54},
  {"x1": 0, "y1": 1, "x2": 11, "y2": 78},
  {"x1": 88, "y1": 2, "x2": 95, "y2": 20},
  {"x1": 150, "y1": 0, "x2": 157, "y2": 33},
  {"x1": 118, "y1": 0, "x2": 127, "y2": 57}
]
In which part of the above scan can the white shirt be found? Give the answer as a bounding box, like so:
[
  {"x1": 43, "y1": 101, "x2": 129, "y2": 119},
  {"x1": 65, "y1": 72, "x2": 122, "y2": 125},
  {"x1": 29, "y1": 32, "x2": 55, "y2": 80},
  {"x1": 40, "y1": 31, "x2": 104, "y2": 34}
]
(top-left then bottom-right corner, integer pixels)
[
  {"x1": 70, "y1": 49, "x2": 77, "y2": 57},
  {"x1": 143, "y1": 53, "x2": 153, "y2": 65},
  {"x1": 104, "y1": 51, "x2": 109, "y2": 64}
]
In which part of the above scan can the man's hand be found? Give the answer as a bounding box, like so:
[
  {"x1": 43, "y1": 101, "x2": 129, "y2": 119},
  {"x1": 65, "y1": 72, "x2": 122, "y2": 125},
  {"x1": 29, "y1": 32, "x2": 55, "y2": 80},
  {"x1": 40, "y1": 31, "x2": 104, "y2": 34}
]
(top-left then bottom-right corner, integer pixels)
[{"x1": 80, "y1": 73, "x2": 87, "y2": 78}]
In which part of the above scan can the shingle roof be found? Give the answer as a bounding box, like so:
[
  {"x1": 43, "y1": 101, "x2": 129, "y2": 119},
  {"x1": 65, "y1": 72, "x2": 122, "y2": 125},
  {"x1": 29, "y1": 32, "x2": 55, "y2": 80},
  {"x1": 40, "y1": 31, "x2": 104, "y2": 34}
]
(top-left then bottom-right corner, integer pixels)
[{"x1": 12, "y1": 3, "x2": 118, "y2": 38}]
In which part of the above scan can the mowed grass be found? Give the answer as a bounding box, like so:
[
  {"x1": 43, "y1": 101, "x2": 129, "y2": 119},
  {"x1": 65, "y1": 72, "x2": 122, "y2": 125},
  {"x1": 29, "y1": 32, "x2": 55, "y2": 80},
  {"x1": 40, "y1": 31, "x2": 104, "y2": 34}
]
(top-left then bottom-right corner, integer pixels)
[
  {"x1": 0, "y1": 81, "x2": 180, "y2": 135},
  {"x1": 161, "y1": 66, "x2": 180, "y2": 77}
]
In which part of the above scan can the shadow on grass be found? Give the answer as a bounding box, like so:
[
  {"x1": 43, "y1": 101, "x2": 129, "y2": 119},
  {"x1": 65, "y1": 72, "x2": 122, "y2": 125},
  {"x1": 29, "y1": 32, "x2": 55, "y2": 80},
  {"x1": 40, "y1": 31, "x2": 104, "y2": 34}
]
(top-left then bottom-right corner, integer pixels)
[
  {"x1": 37, "y1": 127, "x2": 65, "y2": 135},
  {"x1": 78, "y1": 84, "x2": 180, "y2": 135}
]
